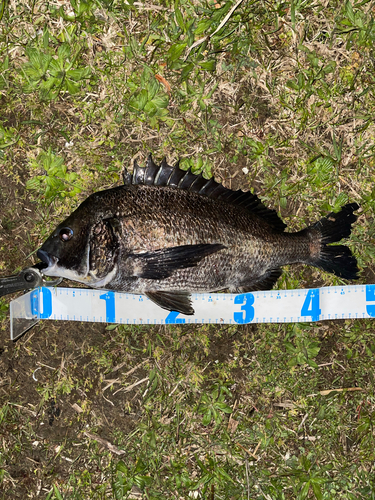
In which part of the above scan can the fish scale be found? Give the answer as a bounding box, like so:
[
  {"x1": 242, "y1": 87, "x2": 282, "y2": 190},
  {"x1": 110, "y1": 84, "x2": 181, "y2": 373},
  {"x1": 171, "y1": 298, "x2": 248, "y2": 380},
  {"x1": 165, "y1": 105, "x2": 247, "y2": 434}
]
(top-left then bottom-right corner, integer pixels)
[{"x1": 36, "y1": 155, "x2": 359, "y2": 315}]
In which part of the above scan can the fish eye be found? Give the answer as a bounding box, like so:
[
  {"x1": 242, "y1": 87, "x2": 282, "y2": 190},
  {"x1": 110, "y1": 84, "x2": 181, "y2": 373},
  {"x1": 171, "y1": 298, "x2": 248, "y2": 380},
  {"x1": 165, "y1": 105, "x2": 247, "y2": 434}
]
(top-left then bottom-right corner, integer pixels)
[{"x1": 59, "y1": 227, "x2": 73, "y2": 242}]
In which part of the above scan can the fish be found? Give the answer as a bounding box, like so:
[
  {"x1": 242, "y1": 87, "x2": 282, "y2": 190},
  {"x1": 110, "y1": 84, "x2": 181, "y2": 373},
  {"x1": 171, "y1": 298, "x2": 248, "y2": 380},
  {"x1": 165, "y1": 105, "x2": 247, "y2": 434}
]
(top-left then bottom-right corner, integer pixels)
[{"x1": 37, "y1": 155, "x2": 360, "y2": 315}]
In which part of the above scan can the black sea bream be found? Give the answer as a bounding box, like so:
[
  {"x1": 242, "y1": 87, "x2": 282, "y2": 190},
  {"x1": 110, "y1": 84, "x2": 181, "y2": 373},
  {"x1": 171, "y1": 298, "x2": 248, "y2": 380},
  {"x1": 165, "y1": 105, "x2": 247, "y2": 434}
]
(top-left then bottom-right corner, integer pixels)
[{"x1": 37, "y1": 156, "x2": 359, "y2": 314}]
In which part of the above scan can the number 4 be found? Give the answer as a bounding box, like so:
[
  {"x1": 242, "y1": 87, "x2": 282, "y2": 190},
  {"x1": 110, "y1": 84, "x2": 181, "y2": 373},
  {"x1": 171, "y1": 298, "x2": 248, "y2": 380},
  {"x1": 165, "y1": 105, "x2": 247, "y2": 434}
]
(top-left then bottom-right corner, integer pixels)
[
  {"x1": 301, "y1": 289, "x2": 321, "y2": 321},
  {"x1": 366, "y1": 285, "x2": 375, "y2": 317}
]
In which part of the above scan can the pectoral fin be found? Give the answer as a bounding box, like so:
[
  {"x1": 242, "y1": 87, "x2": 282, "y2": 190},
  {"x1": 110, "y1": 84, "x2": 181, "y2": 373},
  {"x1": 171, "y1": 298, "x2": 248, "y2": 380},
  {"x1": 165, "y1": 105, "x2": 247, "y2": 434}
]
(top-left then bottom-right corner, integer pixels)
[
  {"x1": 146, "y1": 291, "x2": 194, "y2": 315},
  {"x1": 130, "y1": 243, "x2": 225, "y2": 280}
]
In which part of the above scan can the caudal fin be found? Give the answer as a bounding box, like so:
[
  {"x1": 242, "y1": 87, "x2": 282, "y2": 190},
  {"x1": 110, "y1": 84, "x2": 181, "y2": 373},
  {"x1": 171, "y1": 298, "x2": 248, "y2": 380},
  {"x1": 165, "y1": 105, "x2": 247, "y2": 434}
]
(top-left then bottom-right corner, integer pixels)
[{"x1": 309, "y1": 203, "x2": 359, "y2": 279}]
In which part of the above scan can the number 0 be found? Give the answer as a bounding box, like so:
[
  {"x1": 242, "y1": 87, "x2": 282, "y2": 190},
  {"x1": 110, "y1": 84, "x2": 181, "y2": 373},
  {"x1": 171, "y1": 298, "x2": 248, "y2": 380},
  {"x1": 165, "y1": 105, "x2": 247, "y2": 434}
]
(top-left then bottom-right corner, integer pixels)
[{"x1": 30, "y1": 287, "x2": 52, "y2": 319}]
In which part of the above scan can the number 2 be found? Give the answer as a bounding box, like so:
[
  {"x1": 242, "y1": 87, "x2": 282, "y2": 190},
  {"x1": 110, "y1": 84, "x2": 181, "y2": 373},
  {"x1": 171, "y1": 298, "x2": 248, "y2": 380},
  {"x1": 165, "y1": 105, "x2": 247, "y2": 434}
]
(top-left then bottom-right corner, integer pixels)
[{"x1": 165, "y1": 311, "x2": 186, "y2": 324}]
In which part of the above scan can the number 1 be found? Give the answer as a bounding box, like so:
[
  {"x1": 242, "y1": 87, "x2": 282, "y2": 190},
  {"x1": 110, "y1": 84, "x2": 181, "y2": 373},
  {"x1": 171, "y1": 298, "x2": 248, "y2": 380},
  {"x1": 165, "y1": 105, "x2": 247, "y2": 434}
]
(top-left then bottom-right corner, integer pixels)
[{"x1": 100, "y1": 292, "x2": 116, "y2": 322}]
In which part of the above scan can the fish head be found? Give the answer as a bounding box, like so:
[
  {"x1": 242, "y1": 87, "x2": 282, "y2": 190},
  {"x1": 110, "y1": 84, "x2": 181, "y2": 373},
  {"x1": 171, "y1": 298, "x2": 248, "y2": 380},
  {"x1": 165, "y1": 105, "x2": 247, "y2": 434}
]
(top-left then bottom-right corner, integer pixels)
[{"x1": 37, "y1": 194, "x2": 120, "y2": 286}]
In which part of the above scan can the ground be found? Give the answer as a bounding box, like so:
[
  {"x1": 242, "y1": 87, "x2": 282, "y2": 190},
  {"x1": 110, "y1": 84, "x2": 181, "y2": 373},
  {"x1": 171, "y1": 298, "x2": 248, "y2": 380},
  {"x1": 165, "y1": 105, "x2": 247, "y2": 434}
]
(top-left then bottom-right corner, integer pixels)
[{"x1": 1, "y1": 1, "x2": 375, "y2": 499}]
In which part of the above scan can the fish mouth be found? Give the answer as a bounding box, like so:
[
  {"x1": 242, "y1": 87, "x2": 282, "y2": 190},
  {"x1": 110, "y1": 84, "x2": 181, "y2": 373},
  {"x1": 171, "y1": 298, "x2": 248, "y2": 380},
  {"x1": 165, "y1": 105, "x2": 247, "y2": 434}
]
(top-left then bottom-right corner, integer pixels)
[
  {"x1": 37, "y1": 249, "x2": 57, "y2": 268},
  {"x1": 36, "y1": 246, "x2": 92, "y2": 283}
]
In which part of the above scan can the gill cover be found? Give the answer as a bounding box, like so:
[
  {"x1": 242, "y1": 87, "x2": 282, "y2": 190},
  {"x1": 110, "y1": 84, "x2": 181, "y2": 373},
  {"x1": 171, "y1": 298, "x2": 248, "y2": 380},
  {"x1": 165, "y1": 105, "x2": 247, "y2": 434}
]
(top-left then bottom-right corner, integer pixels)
[{"x1": 37, "y1": 195, "x2": 120, "y2": 283}]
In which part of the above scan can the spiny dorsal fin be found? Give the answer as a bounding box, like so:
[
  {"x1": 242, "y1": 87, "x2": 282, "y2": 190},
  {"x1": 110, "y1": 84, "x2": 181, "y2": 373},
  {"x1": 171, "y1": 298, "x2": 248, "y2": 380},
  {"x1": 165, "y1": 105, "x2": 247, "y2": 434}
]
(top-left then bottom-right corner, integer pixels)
[{"x1": 122, "y1": 154, "x2": 286, "y2": 231}]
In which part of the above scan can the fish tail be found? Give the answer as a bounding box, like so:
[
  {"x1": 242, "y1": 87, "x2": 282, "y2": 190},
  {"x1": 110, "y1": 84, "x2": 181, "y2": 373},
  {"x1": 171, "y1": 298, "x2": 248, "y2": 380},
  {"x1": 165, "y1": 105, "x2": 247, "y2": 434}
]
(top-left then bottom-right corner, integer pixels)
[{"x1": 305, "y1": 203, "x2": 360, "y2": 279}]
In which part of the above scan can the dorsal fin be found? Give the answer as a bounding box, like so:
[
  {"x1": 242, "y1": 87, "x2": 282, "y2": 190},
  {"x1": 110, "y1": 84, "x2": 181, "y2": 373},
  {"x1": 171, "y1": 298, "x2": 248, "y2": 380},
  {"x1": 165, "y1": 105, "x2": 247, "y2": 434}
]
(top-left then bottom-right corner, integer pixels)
[{"x1": 122, "y1": 154, "x2": 286, "y2": 231}]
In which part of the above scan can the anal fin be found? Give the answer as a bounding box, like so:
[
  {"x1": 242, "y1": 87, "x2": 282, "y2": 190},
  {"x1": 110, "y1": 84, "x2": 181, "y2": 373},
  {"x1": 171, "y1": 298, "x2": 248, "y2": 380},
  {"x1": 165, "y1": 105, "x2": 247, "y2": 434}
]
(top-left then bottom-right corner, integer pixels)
[
  {"x1": 146, "y1": 291, "x2": 194, "y2": 315},
  {"x1": 238, "y1": 268, "x2": 282, "y2": 293}
]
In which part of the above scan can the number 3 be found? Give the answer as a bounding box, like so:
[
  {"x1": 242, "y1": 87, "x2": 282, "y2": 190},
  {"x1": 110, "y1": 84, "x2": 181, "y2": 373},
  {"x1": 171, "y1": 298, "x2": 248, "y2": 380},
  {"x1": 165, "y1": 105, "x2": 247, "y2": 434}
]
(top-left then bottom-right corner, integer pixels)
[{"x1": 233, "y1": 293, "x2": 255, "y2": 324}]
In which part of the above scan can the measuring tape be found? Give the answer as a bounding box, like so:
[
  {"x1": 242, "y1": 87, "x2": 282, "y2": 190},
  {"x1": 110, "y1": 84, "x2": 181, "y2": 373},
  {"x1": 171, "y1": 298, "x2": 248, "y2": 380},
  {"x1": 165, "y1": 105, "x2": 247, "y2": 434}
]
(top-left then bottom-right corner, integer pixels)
[{"x1": 9, "y1": 284, "x2": 375, "y2": 340}]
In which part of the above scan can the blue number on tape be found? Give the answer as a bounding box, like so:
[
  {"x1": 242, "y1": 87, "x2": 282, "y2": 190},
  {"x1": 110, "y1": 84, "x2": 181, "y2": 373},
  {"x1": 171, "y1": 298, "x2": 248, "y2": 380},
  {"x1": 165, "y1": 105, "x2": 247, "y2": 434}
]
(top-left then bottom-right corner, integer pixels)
[
  {"x1": 233, "y1": 293, "x2": 255, "y2": 324},
  {"x1": 100, "y1": 292, "x2": 116, "y2": 322},
  {"x1": 366, "y1": 285, "x2": 375, "y2": 317},
  {"x1": 30, "y1": 287, "x2": 52, "y2": 319},
  {"x1": 301, "y1": 289, "x2": 321, "y2": 321},
  {"x1": 165, "y1": 311, "x2": 186, "y2": 324}
]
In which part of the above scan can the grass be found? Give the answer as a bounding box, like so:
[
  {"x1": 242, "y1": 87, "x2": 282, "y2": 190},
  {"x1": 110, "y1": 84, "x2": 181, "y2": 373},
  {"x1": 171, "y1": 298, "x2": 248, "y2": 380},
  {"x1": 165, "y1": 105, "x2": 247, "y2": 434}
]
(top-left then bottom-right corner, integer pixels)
[{"x1": 1, "y1": 0, "x2": 375, "y2": 498}]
